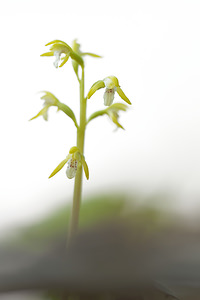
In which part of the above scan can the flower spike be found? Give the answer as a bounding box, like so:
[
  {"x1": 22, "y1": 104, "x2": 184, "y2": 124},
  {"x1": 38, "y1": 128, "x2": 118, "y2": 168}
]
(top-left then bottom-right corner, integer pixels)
[
  {"x1": 87, "y1": 76, "x2": 132, "y2": 106},
  {"x1": 49, "y1": 147, "x2": 89, "y2": 180}
]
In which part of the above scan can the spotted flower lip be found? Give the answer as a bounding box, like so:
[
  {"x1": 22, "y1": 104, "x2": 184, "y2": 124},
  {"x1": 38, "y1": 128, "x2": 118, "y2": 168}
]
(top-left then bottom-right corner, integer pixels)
[
  {"x1": 48, "y1": 146, "x2": 89, "y2": 180},
  {"x1": 66, "y1": 158, "x2": 78, "y2": 179},
  {"x1": 87, "y1": 76, "x2": 132, "y2": 106}
]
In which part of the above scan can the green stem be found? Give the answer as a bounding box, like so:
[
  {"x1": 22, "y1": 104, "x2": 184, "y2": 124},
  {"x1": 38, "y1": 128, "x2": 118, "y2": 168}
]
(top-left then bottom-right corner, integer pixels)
[{"x1": 68, "y1": 66, "x2": 86, "y2": 241}]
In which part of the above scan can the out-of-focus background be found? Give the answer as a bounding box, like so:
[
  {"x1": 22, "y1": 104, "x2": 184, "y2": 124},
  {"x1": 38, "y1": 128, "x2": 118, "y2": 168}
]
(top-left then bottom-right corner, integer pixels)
[{"x1": 0, "y1": 0, "x2": 200, "y2": 238}]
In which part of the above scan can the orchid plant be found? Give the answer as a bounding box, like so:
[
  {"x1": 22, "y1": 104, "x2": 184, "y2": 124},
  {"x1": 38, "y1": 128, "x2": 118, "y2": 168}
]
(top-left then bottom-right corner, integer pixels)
[{"x1": 31, "y1": 39, "x2": 132, "y2": 241}]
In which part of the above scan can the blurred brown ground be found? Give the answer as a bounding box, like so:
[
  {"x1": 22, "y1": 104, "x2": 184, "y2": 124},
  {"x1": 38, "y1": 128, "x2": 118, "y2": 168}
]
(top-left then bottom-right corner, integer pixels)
[{"x1": 0, "y1": 194, "x2": 200, "y2": 300}]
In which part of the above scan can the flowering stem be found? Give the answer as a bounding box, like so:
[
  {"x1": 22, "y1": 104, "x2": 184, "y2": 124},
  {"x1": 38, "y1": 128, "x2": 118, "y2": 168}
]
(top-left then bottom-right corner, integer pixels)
[{"x1": 68, "y1": 66, "x2": 86, "y2": 241}]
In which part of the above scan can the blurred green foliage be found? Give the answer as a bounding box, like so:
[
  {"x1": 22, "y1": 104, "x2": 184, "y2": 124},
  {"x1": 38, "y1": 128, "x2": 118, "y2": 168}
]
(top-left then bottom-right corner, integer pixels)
[
  {"x1": 19, "y1": 193, "x2": 125, "y2": 243},
  {"x1": 16, "y1": 192, "x2": 173, "y2": 245},
  {"x1": 4, "y1": 192, "x2": 176, "y2": 300}
]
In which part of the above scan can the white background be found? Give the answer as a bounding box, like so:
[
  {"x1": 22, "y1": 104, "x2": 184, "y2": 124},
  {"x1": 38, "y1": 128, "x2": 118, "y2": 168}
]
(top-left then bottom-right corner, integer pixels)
[{"x1": 0, "y1": 0, "x2": 200, "y2": 234}]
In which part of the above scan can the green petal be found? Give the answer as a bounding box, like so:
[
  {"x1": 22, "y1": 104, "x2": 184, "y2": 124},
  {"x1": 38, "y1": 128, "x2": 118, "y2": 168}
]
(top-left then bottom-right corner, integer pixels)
[
  {"x1": 29, "y1": 106, "x2": 49, "y2": 121},
  {"x1": 112, "y1": 116, "x2": 124, "y2": 129},
  {"x1": 45, "y1": 40, "x2": 61, "y2": 46},
  {"x1": 82, "y1": 52, "x2": 102, "y2": 58},
  {"x1": 87, "y1": 80, "x2": 105, "y2": 99},
  {"x1": 105, "y1": 76, "x2": 119, "y2": 88},
  {"x1": 40, "y1": 52, "x2": 54, "y2": 56},
  {"x1": 108, "y1": 103, "x2": 128, "y2": 112},
  {"x1": 49, "y1": 156, "x2": 70, "y2": 178},
  {"x1": 59, "y1": 55, "x2": 69, "y2": 67},
  {"x1": 72, "y1": 39, "x2": 81, "y2": 53},
  {"x1": 82, "y1": 157, "x2": 89, "y2": 180},
  {"x1": 45, "y1": 40, "x2": 71, "y2": 50},
  {"x1": 116, "y1": 87, "x2": 132, "y2": 105},
  {"x1": 69, "y1": 146, "x2": 79, "y2": 154}
]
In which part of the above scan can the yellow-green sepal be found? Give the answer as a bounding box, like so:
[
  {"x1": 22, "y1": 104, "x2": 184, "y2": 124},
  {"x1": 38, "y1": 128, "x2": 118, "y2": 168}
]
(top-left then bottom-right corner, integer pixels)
[
  {"x1": 81, "y1": 156, "x2": 89, "y2": 180},
  {"x1": 40, "y1": 52, "x2": 54, "y2": 57},
  {"x1": 82, "y1": 52, "x2": 102, "y2": 58},
  {"x1": 29, "y1": 106, "x2": 49, "y2": 121},
  {"x1": 69, "y1": 146, "x2": 79, "y2": 154},
  {"x1": 108, "y1": 113, "x2": 124, "y2": 130},
  {"x1": 59, "y1": 55, "x2": 70, "y2": 67},
  {"x1": 45, "y1": 40, "x2": 71, "y2": 51},
  {"x1": 105, "y1": 76, "x2": 120, "y2": 88},
  {"x1": 108, "y1": 103, "x2": 128, "y2": 111},
  {"x1": 116, "y1": 87, "x2": 132, "y2": 105},
  {"x1": 87, "y1": 80, "x2": 105, "y2": 99},
  {"x1": 57, "y1": 102, "x2": 78, "y2": 128},
  {"x1": 49, "y1": 156, "x2": 70, "y2": 178}
]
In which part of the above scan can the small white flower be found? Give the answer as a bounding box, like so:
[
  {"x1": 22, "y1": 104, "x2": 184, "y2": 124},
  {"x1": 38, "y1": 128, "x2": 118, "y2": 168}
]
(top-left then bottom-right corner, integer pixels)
[
  {"x1": 66, "y1": 158, "x2": 78, "y2": 179},
  {"x1": 41, "y1": 41, "x2": 71, "y2": 68},
  {"x1": 48, "y1": 146, "x2": 89, "y2": 180},
  {"x1": 87, "y1": 76, "x2": 132, "y2": 106}
]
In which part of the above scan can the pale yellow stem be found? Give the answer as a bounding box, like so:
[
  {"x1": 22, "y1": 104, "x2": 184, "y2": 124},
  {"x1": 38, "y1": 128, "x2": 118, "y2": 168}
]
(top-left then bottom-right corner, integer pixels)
[{"x1": 68, "y1": 66, "x2": 86, "y2": 241}]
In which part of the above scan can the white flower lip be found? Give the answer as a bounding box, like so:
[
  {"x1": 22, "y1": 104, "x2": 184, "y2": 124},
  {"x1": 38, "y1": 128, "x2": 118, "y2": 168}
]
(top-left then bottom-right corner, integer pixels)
[
  {"x1": 103, "y1": 88, "x2": 115, "y2": 106},
  {"x1": 53, "y1": 51, "x2": 61, "y2": 68}
]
